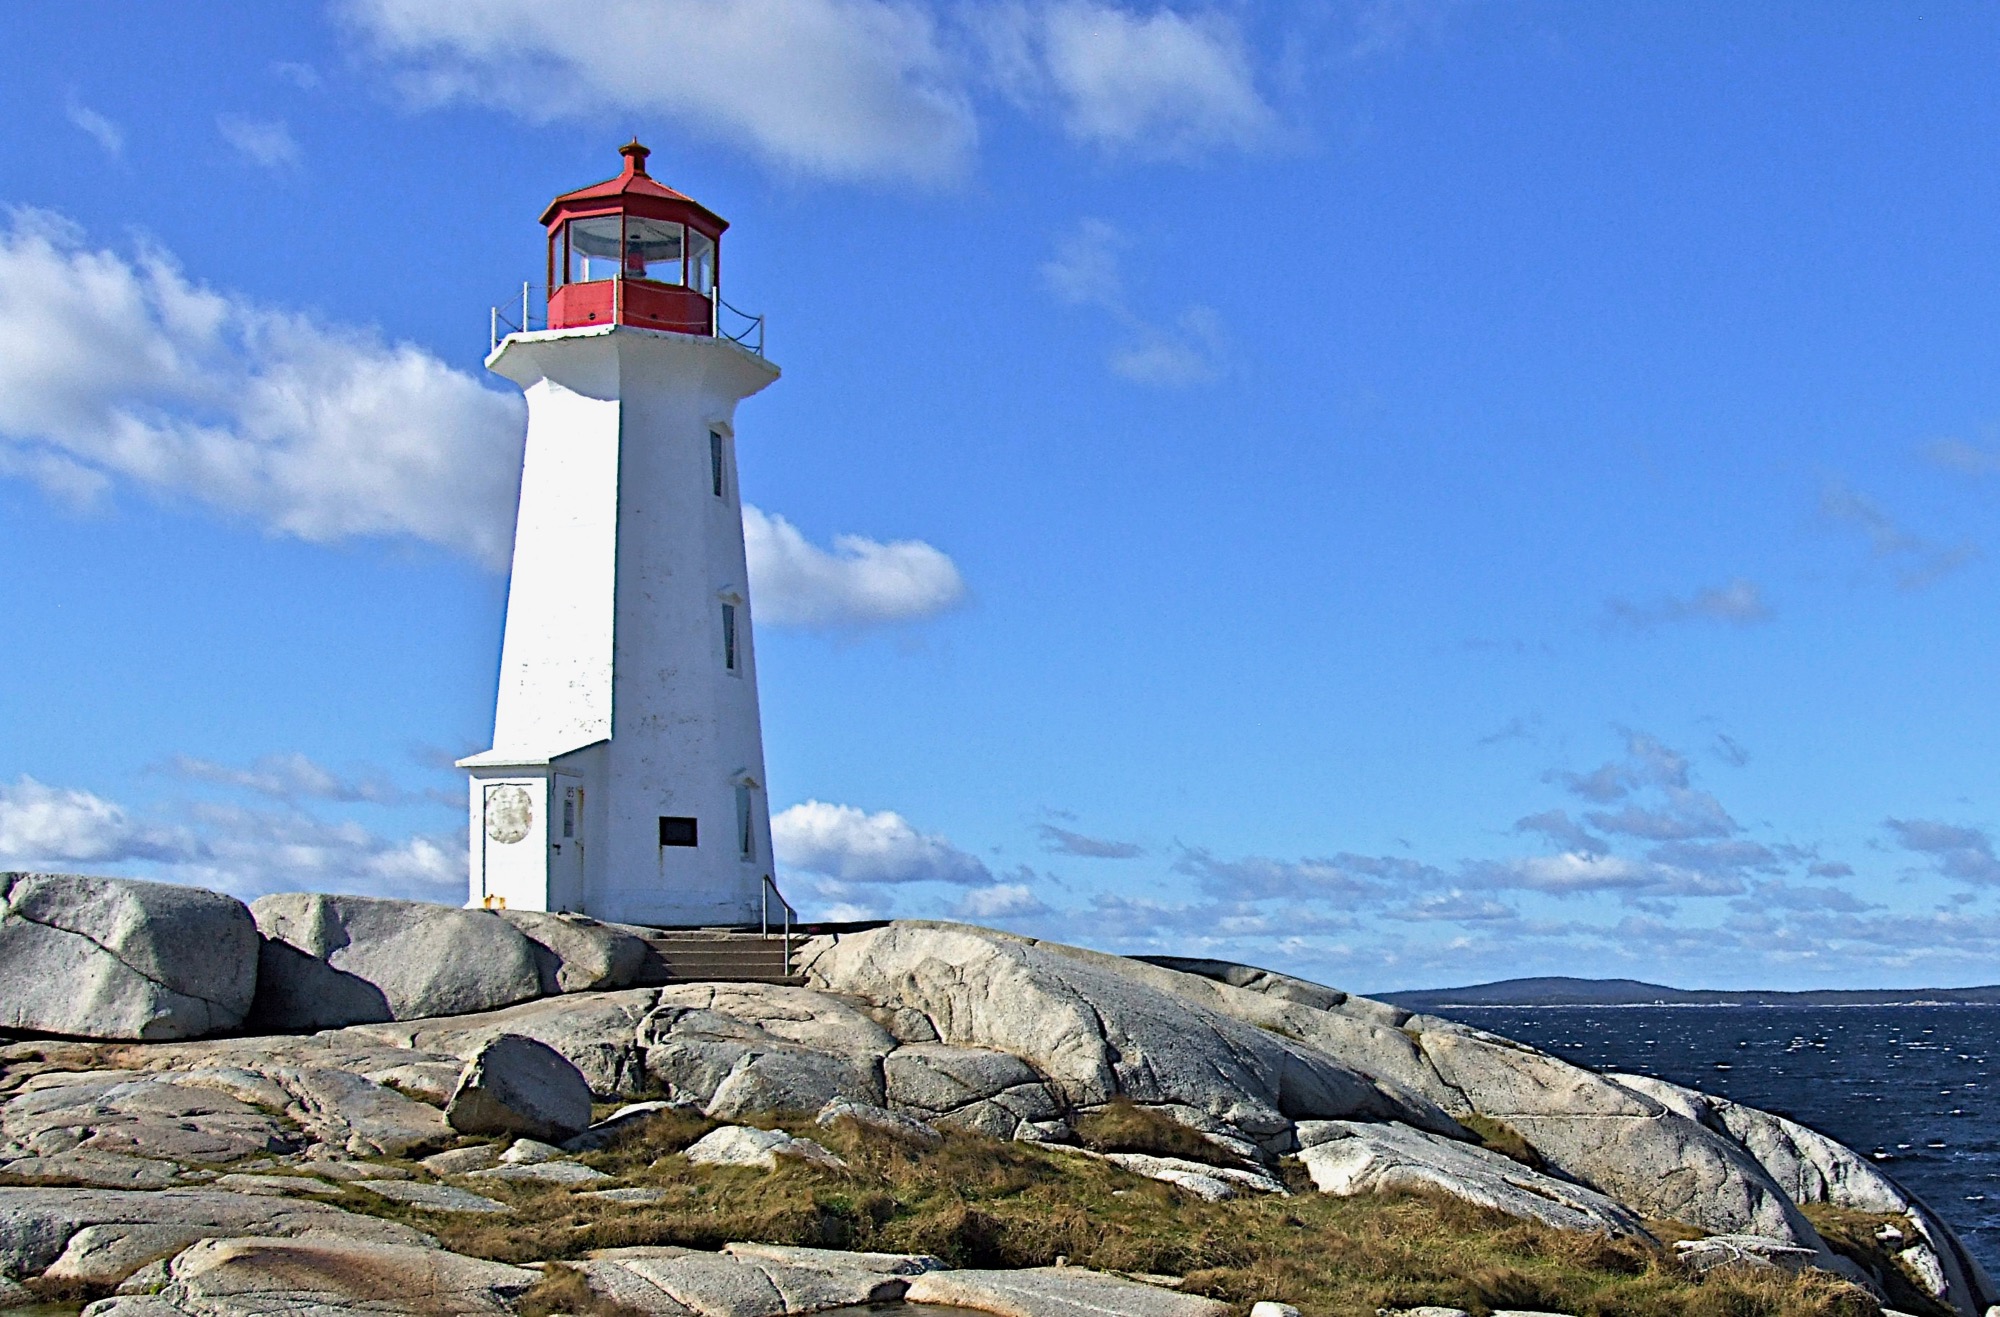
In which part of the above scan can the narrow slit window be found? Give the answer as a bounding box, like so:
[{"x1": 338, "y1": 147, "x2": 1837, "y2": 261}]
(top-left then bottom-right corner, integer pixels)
[
  {"x1": 710, "y1": 430, "x2": 725, "y2": 498},
  {"x1": 562, "y1": 790, "x2": 575, "y2": 839},
  {"x1": 735, "y1": 785, "x2": 754, "y2": 861},
  {"x1": 721, "y1": 603, "x2": 738, "y2": 671},
  {"x1": 658, "y1": 816, "x2": 698, "y2": 847}
]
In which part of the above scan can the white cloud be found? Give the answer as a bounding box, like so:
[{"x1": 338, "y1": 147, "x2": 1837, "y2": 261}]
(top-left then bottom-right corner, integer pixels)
[
  {"x1": 1887, "y1": 817, "x2": 2000, "y2": 886},
  {"x1": 342, "y1": 0, "x2": 976, "y2": 183},
  {"x1": 0, "y1": 209, "x2": 526, "y2": 567},
  {"x1": 1042, "y1": 219, "x2": 1224, "y2": 387},
  {"x1": 217, "y1": 115, "x2": 302, "y2": 169},
  {"x1": 744, "y1": 505, "x2": 964, "y2": 627},
  {"x1": 1107, "y1": 307, "x2": 1222, "y2": 386},
  {"x1": 0, "y1": 776, "x2": 198, "y2": 867},
  {"x1": 171, "y1": 802, "x2": 459, "y2": 900},
  {"x1": 162, "y1": 752, "x2": 411, "y2": 805},
  {"x1": 1604, "y1": 578, "x2": 1772, "y2": 630},
  {"x1": 0, "y1": 772, "x2": 457, "y2": 902},
  {"x1": 773, "y1": 800, "x2": 990, "y2": 885},
  {"x1": 986, "y1": 2, "x2": 1273, "y2": 158},
  {"x1": 66, "y1": 99, "x2": 124, "y2": 157},
  {"x1": 955, "y1": 882, "x2": 1051, "y2": 919},
  {"x1": 1480, "y1": 851, "x2": 1743, "y2": 898}
]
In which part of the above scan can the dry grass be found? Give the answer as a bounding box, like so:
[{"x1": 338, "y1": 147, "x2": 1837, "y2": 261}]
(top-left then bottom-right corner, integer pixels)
[
  {"x1": 1075, "y1": 1099, "x2": 1247, "y2": 1167},
  {"x1": 518, "y1": 1263, "x2": 650, "y2": 1317},
  {"x1": 1455, "y1": 1114, "x2": 1544, "y2": 1172},
  {"x1": 317, "y1": 1111, "x2": 1890, "y2": 1317},
  {"x1": 1802, "y1": 1204, "x2": 1956, "y2": 1317}
]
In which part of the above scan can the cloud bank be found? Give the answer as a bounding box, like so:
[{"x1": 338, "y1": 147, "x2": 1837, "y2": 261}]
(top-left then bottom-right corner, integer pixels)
[
  {"x1": 343, "y1": 0, "x2": 1277, "y2": 183},
  {"x1": 0, "y1": 209, "x2": 526, "y2": 567}
]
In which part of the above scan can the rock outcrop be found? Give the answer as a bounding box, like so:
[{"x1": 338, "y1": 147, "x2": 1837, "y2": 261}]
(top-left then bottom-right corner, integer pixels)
[
  {"x1": 1294, "y1": 1119, "x2": 1646, "y2": 1237},
  {"x1": 0, "y1": 874, "x2": 257, "y2": 1041},
  {"x1": 2, "y1": 890, "x2": 1994, "y2": 1317},
  {"x1": 1615, "y1": 1071, "x2": 1998, "y2": 1317}
]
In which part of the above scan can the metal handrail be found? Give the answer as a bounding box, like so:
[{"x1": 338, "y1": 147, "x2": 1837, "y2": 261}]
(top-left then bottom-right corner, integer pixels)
[
  {"x1": 491, "y1": 278, "x2": 765, "y2": 357},
  {"x1": 761, "y1": 874, "x2": 797, "y2": 975}
]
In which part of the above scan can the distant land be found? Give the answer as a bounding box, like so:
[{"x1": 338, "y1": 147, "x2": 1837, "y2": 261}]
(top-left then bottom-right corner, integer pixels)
[{"x1": 1377, "y1": 976, "x2": 2000, "y2": 1009}]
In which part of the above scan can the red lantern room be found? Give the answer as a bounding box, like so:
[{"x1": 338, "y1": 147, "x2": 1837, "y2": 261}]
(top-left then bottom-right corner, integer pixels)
[{"x1": 542, "y1": 140, "x2": 727, "y2": 336}]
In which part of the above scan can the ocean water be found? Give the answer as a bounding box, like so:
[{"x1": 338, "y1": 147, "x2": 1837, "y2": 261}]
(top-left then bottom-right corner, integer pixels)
[{"x1": 1431, "y1": 1004, "x2": 2000, "y2": 1272}]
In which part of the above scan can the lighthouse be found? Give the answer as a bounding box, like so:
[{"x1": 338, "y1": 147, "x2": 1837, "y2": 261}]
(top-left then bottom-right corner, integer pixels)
[{"x1": 459, "y1": 142, "x2": 780, "y2": 928}]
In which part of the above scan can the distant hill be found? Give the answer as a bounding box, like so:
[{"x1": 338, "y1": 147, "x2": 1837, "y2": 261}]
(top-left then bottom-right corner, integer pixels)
[{"x1": 1377, "y1": 975, "x2": 2000, "y2": 1009}]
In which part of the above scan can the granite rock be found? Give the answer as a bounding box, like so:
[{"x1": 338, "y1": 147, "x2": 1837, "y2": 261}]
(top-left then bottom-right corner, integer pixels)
[
  {"x1": 0, "y1": 874, "x2": 257, "y2": 1041},
  {"x1": 248, "y1": 893, "x2": 541, "y2": 1030},
  {"x1": 445, "y1": 1033, "x2": 594, "y2": 1142}
]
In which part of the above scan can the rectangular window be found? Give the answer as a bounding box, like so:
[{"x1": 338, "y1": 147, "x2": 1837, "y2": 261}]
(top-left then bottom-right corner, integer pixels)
[
  {"x1": 566, "y1": 215, "x2": 623, "y2": 284},
  {"x1": 658, "y1": 816, "x2": 698, "y2": 847},
  {"x1": 710, "y1": 430, "x2": 725, "y2": 498},
  {"x1": 623, "y1": 217, "x2": 685, "y2": 285},
  {"x1": 735, "y1": 785, "x2": 755, "y2": 861},
  {"x1": 689, "y1": 230, "x2": 716, "y2": 295},
  {"x1": 562, "y1": 790, "x2": 575, "y2": 839},
  {"x1": 722, "y1": 603, "x2": 738, "y2": 671}
]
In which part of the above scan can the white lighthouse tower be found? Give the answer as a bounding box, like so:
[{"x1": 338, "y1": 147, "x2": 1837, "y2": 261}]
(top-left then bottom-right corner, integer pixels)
[{"x1": 460, "y1": 141, "x2": 780, "y2": 928}]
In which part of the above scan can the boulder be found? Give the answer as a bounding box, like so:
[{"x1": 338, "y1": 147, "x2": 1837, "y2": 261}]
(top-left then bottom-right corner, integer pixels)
[
  {"x1": 494, "y1": 910, "x2": 651, "y2": 993},
  {"x1": 0, "y1": 1186, "x2": 433, "y2": 1286},
  {"x1": 420, "y1": 1145, "x2": 500, "y2": 1175},
  {"x1": 906, "y1": 1267, "x2": 1230, "y2": 1317},
  {"x1": 804, "y1": 923, "x2": 1460, "y2": 1148},
  {"x1": 247, "y1": 893, "x2": 541, "y2": 1030},
  {"x1": 682, "y1": 1125, "x2": 844, "y2": 1170},
  {"x1": 816, "y1": 1099, "x2": 943, "y2": 1146},
  {"x1": 445, "y1": 1033, "x2": 594, "y2": 1142},
  {"x1": 350, "y1": 987, "x2": 665, "y2": 1098},
  {"x1": 1295, "y1": 1120, "x2": 1648, "y2": 1238},
  {"x1": 82, "y1": 1235, "x2": 536, "y2": 1316},
  {"x1": 0, "y1": 873, "x2": 258, "y2": 1041},
  {"x1": 466, "y1": 1160, "x2": 610, "y2": 1185},
  {"x1": 641, "y1": 984, "x2": 896, "y2": 1117}
]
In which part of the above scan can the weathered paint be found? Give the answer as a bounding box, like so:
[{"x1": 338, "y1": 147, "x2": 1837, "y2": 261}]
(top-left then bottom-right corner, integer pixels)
[{"x1": 461, "y1": 321, "x2": 779, "y2": 927}]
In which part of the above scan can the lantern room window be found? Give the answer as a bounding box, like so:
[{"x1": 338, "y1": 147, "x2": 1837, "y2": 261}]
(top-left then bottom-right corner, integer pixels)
[
  {"x1": 553, "y1": 215, "x2": 693, "y2": 288},
  {"x1": 563, "y1": 215, "x2": 624, "y2": 284},
  {"x1": 624, "y1": 218, "x2": 685, "y2": 285},
  {"x1": 689, "y1": 231, "x2": 716, "y2": 295}
]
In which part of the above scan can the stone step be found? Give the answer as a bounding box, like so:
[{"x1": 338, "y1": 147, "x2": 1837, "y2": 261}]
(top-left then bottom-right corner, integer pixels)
[{"x1": 626, "y1": 931, "x2": 800, "y2": 986}]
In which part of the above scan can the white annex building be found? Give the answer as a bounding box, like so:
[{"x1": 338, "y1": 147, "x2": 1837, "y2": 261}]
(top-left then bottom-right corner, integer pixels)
[{"x1": 460, "y1": 142, "x2": 782, "y2": 928}]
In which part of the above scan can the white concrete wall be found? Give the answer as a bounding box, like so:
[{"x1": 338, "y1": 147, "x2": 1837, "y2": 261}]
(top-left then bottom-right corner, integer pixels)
[{"x1": 468, "y1": 325, "x2": 779, "y2": 926}]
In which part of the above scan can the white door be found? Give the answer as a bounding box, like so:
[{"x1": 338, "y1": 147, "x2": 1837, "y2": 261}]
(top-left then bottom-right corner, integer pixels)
[
  {"x1": 480, "y1": 778, "x2": 547, "y2": 910},
  {"x1": 548, "y1": 775, "x2": 586, "y2": 912}
]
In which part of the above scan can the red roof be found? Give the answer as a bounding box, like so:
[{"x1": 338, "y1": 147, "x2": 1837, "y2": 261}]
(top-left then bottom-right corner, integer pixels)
[{"x1": 538, "y1": 141, "x2": 728, "y2": 233}]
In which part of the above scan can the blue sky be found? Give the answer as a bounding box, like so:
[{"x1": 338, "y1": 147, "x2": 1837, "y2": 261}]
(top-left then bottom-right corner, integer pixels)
[{"x1": 3, "y1": 1, "x2": 2000, "y2": 992}]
